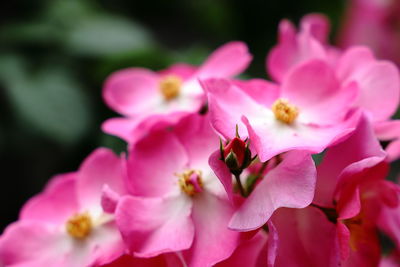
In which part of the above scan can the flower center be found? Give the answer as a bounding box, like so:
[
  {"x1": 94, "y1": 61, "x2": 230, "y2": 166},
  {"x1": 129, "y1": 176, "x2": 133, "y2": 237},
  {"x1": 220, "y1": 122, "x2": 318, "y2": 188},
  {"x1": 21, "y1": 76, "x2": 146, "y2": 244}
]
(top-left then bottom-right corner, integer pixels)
[
  {"x1": 271, "y1": 98, "x2": 299, "y2": 124},
  {"x1": 159, "y1": 75, "x2": 182, "y2": 101},
  {"x1": 66, "y1": 212, "x2": 93, "y2": 240},
  {"x1": 178, "y1": 170, "x2": 203, "y2": 196}
]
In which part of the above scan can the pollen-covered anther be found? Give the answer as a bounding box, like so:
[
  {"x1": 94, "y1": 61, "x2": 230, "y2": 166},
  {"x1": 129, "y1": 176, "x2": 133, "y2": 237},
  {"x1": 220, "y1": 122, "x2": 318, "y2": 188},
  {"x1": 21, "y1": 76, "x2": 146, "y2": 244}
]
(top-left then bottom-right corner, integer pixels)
[
  {"x1": 66, "y1": 212, "x2": 93, "y2": 240},
  {"x1": 159, "y1": 75, "x2": 182, "y2": 101},
  {"x1": 178, "y1": 170, "x2": 204, "y2": 196},
  {"x1": 271, "y1": 98, "x2": 299, "y2": 124}
]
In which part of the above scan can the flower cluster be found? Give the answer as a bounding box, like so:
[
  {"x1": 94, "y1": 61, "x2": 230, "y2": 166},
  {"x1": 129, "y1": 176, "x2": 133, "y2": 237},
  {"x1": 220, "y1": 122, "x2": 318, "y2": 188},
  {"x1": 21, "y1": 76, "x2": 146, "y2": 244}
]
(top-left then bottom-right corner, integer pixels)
[{"x1": 1, "y1": 14, "x2": 400, "y2": 267}]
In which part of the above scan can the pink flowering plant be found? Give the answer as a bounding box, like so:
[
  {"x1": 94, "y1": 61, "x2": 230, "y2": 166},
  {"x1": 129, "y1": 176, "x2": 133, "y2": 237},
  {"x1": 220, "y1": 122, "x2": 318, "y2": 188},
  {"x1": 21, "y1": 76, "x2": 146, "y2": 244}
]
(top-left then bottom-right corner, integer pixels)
[{"x1": 2, "y1": 11, "x2": 400, "y2": 267}]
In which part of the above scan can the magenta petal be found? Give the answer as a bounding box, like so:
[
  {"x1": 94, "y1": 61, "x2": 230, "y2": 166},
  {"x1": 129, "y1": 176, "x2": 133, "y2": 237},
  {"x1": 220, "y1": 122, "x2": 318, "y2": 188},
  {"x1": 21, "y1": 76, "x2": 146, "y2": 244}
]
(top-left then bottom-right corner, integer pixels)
[
  {"x1": 101, "y1": 185, "x2": 121, "y2": 214},
  {"x1": 242, "y1": 110, "x2": 359, "y2": 162},
  {"x1": 233, "y1": 79, "x2": 280, "y2": 108},
  {"x1": 20, "y1": 173, "x2": 78, "y2": 224},
  {"x1": 216, "y1": 231, "x2": 268, "y2": 267},
  {"x1": 127, "y1": 130, "x2": 188, "y2": 197},
  {"x1": 229, "y1": 151, "x2": 316, "y2": 231},
  {"x1": 101, "y1": 117, "x2": 140, "y2": 142},
  {"x1": 354, "y1": 61, "x2": 400, "y2": 121},
  {"x1": 101, "y1": 253, "x2": 185, "y2": 267},
  {"x1": 281, "y1": 59, "x2": 358, "y2": 124},
  {"x1": 300, "y1": 13, "x2": 330, "y2": 43},
  {"x1": 266, "y1": 221, "x2": 279, "y2": 267},
  {"x1": 77, "y1": 148, "x2": 126, "y2": 209},
  {"x1": 184, "y1": 192, "x2": 242, "y2": 267},
  {"x1": 375, "y1": 120, "x2": 400, "y2": 162},
  {"x1": 174, "y1": 114, "x2": 219, "y2": 168},
  {"x1": 386, "y1": 139, "x2": 400, "y2": 162},
  {"x1": 336, "y1": 46, "x2": 375, "y2": 82},
  {"x1": 197, "y1": 41, "x2": 252, "y2": 78},
  {"x1": 0, "y1": 221, "x2": 67, "y2": 266},
  {"x1": 209, "y1": 150, "x2": 233, "y2": 202},
  {"x1": 271, "y1": 207, "x2": 340, "y2": 267},
  {"x1": 103, "y1": 68, "x2": 159, "y2": 116},
  {"x1": 115, "y1": 195, "x2": 194, "y2": 257},
  {"x1": 338, "y1": 47, "x2": 400, "y2": 121},
  {"x1": 267, "y1": 19, "x2": 327, "y2": 82},
  {"x1": 205, "y1": 78, "x2": 265, "y2": 140},
  {"x1": 314, "y1": 114, "x2": 386, "y2": 206},
  {"x1": 159, "y1": 63, "x2": 198, "y2": 80}
]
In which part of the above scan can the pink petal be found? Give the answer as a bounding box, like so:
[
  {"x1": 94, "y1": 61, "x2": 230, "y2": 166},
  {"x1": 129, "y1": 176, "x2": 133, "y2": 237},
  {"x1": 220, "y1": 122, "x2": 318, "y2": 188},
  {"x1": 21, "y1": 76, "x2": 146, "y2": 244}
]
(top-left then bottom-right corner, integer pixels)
[
  {"x1": 115, "y1": 195, "x2": 194, "y2": 257},
  {"x1": 374, "y1": 120, "x2": 400, "y2": 162},
  {"x1": 374, "y1": 120, "x2": 400, "y2": 140},
  {"x1": 208, "y1": 150, "x2": 234, "y2": 202},
  {"x1": 183, "y1": 192, "x2": 243, "y2": 267},
  {"x1": 339, "y1": 50, "x2": 400, "y2": 120},
  {"x1": 314, "y1": 114, "x2": 386, "y2": 206},
  {"x1": 77, "y1": 148, "x2": 127, "y2": 210},
  {"x1": 281, "y1": 59, "x2": 358, "y2": 124},
  {"x1": 159, "y1": 63, "x2": 198, "y2": 80},
  {"x1": 101, "y1": 117, "x2": 140, "y2": 142},
  {"x1": 174, "y1": 114, "x2": 219, "y2": 168},
  {"x1": 101, "y1": 253, "x2": 185, "y2": 267},
  {"x1": 229, "y1": 151, "x2": 316, "y2": 231},
  {"x1": 336, "y1": 46, "x2": 375, "y2": 82},
  {"x1": 196, "y1": 42, "x2": 252, "y2": 78},
  {"x1": 267, "y1": 19, "x2": 327, "y2": 82},
  {"x1": 337, "y1": 221, "x2": 351, "y2": 261},
  {"x1": 215, "y1": 231, "x2": 268, "y2": 267},
  {"x1": 103, "y1": 68, "x2": 160, "y2": 116},
  {"x1": 266, "y1": 221, "x2": 279, "y2": 267},
  {"x1": 20, "y1": 173, "x2": 78, "y2": 224},
  {"x1": 233, "y1": 79, "x2": 280, "y2": 107},
  {"x1": 126, "y1": 130, "x2": 188, "y2": 197},
  {"x1": 204, "y1": 78, "x2": 266, "y2": 140},
  {"x1": 271, "y1": 207, "x2": 340, "y2": 267},
  {"x1": 101, "y1": 185, "x2": 121, "y2": 214},
  {"x1": 300, "y1": 13, "x2": 330, "y2": 43},
  {"x1": 378, "y1": 203, "x2": 400, "y2": 251},
  {"x1": 0, "y1": 221, "x2": 69, "y2": 266},
  {"x1": 85, "y1": 223, "x2": 125, "y2": 266},
  {"x1": 386, "y1": 139, "x2": 400, "y2": 162},
  {"x1": 242, "y1": 110, "x2": 359, "y2": 162}
]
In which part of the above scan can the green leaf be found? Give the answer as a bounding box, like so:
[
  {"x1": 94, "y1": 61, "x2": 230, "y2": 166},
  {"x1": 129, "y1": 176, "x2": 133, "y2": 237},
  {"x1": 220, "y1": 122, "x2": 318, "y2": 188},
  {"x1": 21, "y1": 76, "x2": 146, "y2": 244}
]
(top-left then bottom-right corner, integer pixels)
[
  {"x1": 65, "y1": 15, "x2": 154, "y2": 57},
  {"x1": 2, "y1": 63, "x2": 92, "y2": 145}
]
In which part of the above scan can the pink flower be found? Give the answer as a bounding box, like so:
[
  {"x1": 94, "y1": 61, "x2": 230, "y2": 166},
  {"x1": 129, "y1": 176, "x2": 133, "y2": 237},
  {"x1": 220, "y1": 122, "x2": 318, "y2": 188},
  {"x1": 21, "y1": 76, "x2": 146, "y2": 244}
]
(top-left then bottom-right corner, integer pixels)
[
  {"x1": 267, "y1": 15, "x2": 400, "y2": 123},
  {"x1": 113, "y1": 114, "x2": 248, "y2": 267},
  {"x1": 314, "y1": 114, "x2": 400, "y2": 265},
  {"x1": 338, "y1": 0, "x2": 400, "y2": 65},
  {"x1": 0, "y1": 148, "x2": 127, "y2": 267},
  {"x1": 266, "y1": 13, "x2": 336, "y2": 83},
  {"x1": 102, "y1": 42, "x2": 251, "y2": 142},
  {"x1": 204, "y1": 68, "x2": 359, "y2": 162}
]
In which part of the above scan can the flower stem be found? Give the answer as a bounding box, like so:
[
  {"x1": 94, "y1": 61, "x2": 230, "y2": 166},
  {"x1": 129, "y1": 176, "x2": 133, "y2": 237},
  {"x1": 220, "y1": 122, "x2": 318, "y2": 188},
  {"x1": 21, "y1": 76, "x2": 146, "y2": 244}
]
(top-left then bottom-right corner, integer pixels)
[{"x1": 234, "y1": 172, "x2": 246, "y2": 197}]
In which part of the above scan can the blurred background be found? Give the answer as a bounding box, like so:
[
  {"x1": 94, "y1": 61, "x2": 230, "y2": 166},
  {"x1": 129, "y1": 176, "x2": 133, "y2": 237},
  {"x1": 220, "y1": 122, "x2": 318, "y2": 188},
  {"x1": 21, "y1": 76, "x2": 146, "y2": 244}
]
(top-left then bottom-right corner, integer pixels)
[{"x1": 0, "y1": 0, "x2": 398, "y2": 232}]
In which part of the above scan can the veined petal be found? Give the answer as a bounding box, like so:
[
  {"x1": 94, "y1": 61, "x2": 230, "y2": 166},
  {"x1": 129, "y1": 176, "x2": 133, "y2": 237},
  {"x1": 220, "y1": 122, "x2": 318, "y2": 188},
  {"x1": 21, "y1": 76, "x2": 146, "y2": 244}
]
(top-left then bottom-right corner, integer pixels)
[
  {"x1": 229, "y1": 151, "x2": 316, "y2": 231},
  {"x1": 115, "y1": 195, "x2": 194, "y2": 257}
]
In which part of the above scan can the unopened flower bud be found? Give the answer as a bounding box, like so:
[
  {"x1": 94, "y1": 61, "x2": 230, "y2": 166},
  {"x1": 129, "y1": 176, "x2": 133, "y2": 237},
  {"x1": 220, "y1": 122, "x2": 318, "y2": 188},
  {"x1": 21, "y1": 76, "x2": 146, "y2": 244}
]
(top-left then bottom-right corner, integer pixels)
[{"x1": 221, "y1": 137, "x2": 252, "y2": 173}]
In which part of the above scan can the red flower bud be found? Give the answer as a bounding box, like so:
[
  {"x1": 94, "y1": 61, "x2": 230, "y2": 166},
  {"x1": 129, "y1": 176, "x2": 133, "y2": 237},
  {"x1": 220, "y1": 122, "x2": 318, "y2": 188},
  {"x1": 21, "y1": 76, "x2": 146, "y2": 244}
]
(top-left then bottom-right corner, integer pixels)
[
  {"x1": 221, "y1": 137, "x2": 252, "y2": 173},
  {"x1": 223, "y1": 137, "x2": 247, "y2": 167}
]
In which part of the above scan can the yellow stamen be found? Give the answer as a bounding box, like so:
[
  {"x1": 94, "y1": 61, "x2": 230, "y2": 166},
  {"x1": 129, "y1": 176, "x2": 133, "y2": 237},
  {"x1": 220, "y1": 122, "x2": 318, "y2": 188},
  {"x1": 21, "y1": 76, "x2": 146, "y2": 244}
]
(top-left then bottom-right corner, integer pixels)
[
  {"x1": 159, "y1": 75, "x2": 182, "y2": 101},
  {"x1": 66, "y1": 212, "x2": 92, "y2": 240},
  {"x1": 271, "y1": 98, "x2": 299, "y2": 124},
  {"x1": 178, "y1": 170, "x2": 203, "y2": 196}
]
